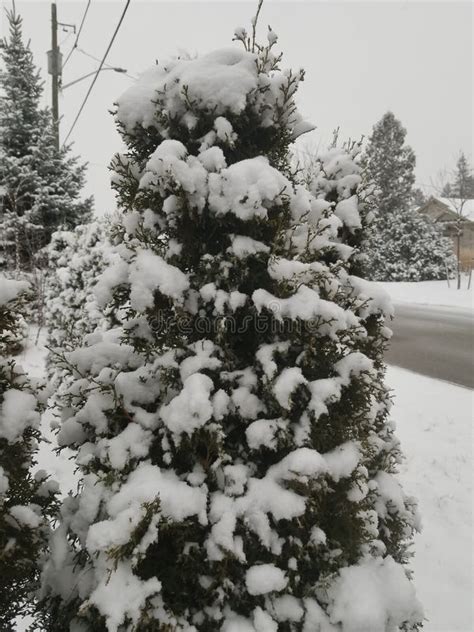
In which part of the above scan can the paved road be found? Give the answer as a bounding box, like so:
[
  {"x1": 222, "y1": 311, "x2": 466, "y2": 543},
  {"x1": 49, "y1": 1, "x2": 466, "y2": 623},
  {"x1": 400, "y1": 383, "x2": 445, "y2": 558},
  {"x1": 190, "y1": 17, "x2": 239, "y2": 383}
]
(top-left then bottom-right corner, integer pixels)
[{"x1": 386, "y1": 303, "x2": 474, "y2": 389}]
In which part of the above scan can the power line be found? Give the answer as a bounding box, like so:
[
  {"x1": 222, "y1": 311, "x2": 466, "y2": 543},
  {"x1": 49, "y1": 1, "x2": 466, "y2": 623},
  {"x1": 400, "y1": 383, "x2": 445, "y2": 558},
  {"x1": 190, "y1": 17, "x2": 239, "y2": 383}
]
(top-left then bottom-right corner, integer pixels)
[
  {"x1": 63, "y1": 0, "x2": 131, "y2": 146},
  {"x1": 62, "y1": 0, "x2": 91, "y2": 70}
]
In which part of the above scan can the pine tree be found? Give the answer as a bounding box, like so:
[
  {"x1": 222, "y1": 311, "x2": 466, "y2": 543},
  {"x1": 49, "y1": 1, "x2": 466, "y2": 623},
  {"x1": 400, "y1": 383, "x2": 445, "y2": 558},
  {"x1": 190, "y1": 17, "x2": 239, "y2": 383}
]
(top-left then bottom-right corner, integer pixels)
[
  {"x1": 450, "y1": 152, "x2": 474, "y2": 200},
  {"x1": 361, "y1": 112, "x2": 454, "y2": 281},
  {"x1": 40, "y1": 26, "x2": 423, "y2": 632},
  {"x1": 0, "y1": 275, "x2": 57, "y2": 629},
  {"x1": 440, "y1": 153, "x2": 474, "y2": 200},
  {"x1": 361, "y1": 112, "x2": 416, "y2": 216},
  {"x1": 0, "y1": 9, "x2": 92, "y2": 270},
  {"x1": 412, "y1": 187, "x2": 426, "y2": 208}
]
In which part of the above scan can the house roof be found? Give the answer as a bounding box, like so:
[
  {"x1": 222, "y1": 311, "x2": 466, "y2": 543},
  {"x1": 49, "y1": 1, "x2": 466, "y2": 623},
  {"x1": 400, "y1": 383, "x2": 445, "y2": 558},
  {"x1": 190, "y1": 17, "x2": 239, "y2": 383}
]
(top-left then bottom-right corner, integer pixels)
[
  {"x1": 419, "y1": 197, "x2": 474, "y2": 223},
  {"x1": 437, "y1": 197, "x2": 474, "y2": 222}
]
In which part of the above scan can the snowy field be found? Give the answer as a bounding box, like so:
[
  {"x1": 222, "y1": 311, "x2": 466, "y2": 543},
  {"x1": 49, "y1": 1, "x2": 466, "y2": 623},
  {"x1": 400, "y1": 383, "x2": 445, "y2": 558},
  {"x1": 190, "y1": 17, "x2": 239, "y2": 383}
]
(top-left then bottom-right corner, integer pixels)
[
  {"x1": 15, "y1": 330, "x2": 473, "y2": 632},
  {"x1": 380, "y1": 279, "x2": 474, "y2": 312}
]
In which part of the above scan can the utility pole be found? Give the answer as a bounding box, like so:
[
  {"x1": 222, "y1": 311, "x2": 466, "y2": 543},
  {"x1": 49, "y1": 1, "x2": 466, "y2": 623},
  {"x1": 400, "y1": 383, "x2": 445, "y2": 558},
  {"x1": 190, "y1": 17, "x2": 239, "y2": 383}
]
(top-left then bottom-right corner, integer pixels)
[{"x1": 48, "y1": 3, "x2": 61, "y2": 151}]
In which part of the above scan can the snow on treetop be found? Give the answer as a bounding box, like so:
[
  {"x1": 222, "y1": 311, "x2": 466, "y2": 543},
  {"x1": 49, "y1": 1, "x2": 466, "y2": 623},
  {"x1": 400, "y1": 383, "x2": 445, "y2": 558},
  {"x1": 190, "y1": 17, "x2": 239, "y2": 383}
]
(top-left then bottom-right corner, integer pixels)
[
  {"x1": 116, "y1": 43, "x2": 313, "y2": 141},
  {"x1": 116, "y1": 48, "x2": 258, "y2": 132}
]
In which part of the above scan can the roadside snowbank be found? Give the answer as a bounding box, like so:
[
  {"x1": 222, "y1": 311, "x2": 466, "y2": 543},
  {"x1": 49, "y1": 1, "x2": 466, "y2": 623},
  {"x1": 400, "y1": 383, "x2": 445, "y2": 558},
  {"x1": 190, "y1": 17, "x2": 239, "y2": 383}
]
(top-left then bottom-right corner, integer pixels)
[
  {"x1": 380, "y1": 279, "x2": 473, "y2": 311},
  {"x1": 389, "y1": 365, "x2": 473, "y2": 631}
]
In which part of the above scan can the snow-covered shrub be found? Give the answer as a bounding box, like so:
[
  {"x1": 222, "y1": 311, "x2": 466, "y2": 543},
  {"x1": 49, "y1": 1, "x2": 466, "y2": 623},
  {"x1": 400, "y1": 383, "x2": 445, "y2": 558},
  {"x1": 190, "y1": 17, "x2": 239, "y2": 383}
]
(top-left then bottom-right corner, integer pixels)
[
  {"x1": 40, "y1": 26, "x2": 423, "y2": 632},
  {"x1": 44, "y1": 218, "x2": 116, "y2": 379},
  {"x1": 0, "y1": 275, "x2": 57, "y2": 627},
  {"x1": 364, "y1": 207, "x2": 457, "y2": 282}
]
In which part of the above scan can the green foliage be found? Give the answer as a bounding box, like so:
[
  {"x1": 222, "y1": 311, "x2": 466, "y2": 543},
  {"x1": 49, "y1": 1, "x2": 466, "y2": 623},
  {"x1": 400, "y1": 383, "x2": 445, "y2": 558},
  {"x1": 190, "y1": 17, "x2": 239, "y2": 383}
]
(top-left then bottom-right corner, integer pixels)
[{"x1": 0, "y1": 9, "x2": 92, "y2": 270}]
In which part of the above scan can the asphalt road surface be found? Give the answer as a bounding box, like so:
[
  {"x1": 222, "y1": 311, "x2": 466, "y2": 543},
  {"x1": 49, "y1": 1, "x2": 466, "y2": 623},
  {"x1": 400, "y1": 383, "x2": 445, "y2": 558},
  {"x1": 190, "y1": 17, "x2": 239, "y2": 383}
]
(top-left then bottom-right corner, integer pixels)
[{"x1": 386, "y1": 303, "x2": 474, "y2": 389}]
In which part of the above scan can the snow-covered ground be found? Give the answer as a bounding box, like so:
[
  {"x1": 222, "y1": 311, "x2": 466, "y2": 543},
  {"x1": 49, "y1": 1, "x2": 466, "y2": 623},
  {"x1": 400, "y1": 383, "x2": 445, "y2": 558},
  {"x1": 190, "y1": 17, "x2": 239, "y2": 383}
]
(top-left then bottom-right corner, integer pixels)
[
  {"x1": 380, "y1": 278, "x2": 474, "y2": 311},
  {"x1": 388, "y1": 366, "x2": 473, "y2": 631},
  {"x1": 16, "y1": 331, "x2": 473, "y2": 631}
]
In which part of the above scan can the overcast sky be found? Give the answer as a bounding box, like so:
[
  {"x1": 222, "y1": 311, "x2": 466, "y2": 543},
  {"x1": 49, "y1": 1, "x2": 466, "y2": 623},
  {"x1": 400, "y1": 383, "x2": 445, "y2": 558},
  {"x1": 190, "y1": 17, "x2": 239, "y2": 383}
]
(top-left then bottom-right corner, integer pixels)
[{"x1": 3, "y1": 1, "x2": 473, "y2": 213}]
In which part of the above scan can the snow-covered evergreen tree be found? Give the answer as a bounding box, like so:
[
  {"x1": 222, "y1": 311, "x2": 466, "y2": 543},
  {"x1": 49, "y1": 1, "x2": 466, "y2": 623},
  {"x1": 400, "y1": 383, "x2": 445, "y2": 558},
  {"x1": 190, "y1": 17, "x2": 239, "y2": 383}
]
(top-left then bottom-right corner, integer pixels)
[
  {"x1": 40, "y1": 26, "x2": 423, "y2": 632},
  {"x1": 361, "y1": 112, "x2": 416, "y2": 216},
  {"x1": 441, "y1": 152, "x2": 474, "y2": 200},
  {"x1": 361, "y1": 112, "x2": 454, "y2": 281},
  {"x1": 0, "y1": 275, "x2": 57, "y2": 628},
  {"x1": 44, "y1": 218, "x2": 116, "y2": 381},
  {"x1": 363, "y1": 206, "x2": 457, "y2": 282},
  {"x1": 0, "y1": 9, "x2": 92, "y2": 270}
]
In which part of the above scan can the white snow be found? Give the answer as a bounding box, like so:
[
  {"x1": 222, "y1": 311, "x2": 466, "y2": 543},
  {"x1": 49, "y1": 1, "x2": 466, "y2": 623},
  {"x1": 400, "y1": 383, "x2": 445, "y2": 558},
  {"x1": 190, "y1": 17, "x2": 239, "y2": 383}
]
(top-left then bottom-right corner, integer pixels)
[
  {"x1": 213, "y1": 116, "x2": 236, "y2": 145},
  {"x1": 116, "y1": 45, "x2": 312, "y2": 144},
  {"x1": 100, "y1": 424, "x2": 153, "y2": 470},
  {"x1": 327, "y1": 555, "x2": 423, "y2": 632},
  {"x1": 86, "y1": 561, "x2": 161, "y2": 632},
  {"x1": 0, "y1": 388, "x2": 39, "y2": 442},
  {"x1": 199, "y1": 282, "x2": 247, "y2": 314},
  {"x1": 245, "y1": 564, "x2": 288, "y2": 595},
  {"x1": 117, "y1": 48, "x2": 259, "y2": 132},
  {"x1": 86, "y1": 461, "x2": 207, "y2": 555},
  {"x1": 253, "y1": 285, "x2": 359, "y2": 334},
  {"x1": 245, "y1": 418, "x2": 282, "y2": 451},
  {"x1": 0, "y1": 467, "x2": 8, "y2": 494},
  {"x1": 389, "y1": 365, "x2": 473, "y2": 631},
  {"x1": 268, "y1": 258, "x2": 326, "y2": 284},
  {"x1": 179, "y1": 340, "x2": 221, "y2": 381},
  {"x1": 272, "y1": 595, "x2": 305, "y2": 622},
  {"x1": 65, "y1": 333, "x2": 138, "y2": 376},
  {"x1": 230, "y1": 385, "x2": 265, "y2": 419},
  {"x1": 16, "y1": 327, "x2": 80, "y2": 495},
  {"x1": 255, "y1": 341, "x2": 290, "y2": 380},
  {"x1": 273, "y1": 367, "x2": 306, "y2": 409},
  {"x1": 198, "y1": 146, "x2": 227, "y2": 172},
  {"x1": 9, "y1": 504, "x2": 42, "y2": 529},
  {"x1": 323, "y1": 442, "x2": 361, "y2": 483},
  {"x1": 94, "y1": 257, "x2": 128, "y2": 307},
  {"x1": 208, "y1": 156, "x2": 290, "y2": 221},
  {"x1": 160, "y1": 373, "x2": 214, "y2": 436},
  {"x1": 334, "y1": 195, "x2": 361, "y2": 232},
  {"x1": 207, "y1": 444, "x2": 358, "y2": 561},
  {"x1": 140, "y1": 140, "x2": 208, "y2": 209},
  {"x1": 227, "y1": 235, "x2": 270, "y2": 258},
  {"x1": 347, "y1": 275, "x2": 394, "y2": 318},
  {"x1": 129, "y1": 250, "x2": 190, "y2": 309},
  {"x1": 380, "y1": 278, "x2": 473, "y2": 311}
]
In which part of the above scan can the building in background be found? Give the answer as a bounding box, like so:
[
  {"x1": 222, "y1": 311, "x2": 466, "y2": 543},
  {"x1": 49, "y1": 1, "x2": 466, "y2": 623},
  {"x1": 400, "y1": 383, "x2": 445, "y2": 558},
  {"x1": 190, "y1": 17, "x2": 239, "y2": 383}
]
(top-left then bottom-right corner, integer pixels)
[{"x1": 418, "y1": 197, "x2": 474, "y2": 268}]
